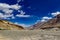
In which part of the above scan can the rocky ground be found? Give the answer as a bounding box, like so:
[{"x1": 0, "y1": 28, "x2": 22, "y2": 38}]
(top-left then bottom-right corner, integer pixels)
[{"x1": 0, "y1": 30, "x2": 60, "y2": 40}]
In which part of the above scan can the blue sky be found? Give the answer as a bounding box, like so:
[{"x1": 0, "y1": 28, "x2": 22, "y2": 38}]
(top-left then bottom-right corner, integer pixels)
[{"x1": 0, "y1": 0, "x2": 60, "y2": 27}]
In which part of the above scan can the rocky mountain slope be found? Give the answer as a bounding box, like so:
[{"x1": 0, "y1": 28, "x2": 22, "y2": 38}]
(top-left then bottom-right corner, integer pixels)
[
  {"x1": 0, "y1": 20, "x2": 24, "y2": 30},
  {"x1": 30, "y1": 14, "x2": 60, "y2": 30}
]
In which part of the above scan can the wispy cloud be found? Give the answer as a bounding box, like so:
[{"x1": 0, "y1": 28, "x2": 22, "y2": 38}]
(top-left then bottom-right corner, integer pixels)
[
  {"x1": 42, "y1": 16, "x2": 52, "y2": 20},
  {"x1": 51, "y1": 11, "x2": 60, "y2": 16},
  {"x1": 40, "y1": 16, "x2": 52, "y2": 22},
  {"x1": 16, "y1": 10, "x2": 31, "y2": 17}
]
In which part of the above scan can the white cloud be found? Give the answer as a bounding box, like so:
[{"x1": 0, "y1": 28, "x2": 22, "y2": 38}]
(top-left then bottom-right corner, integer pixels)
[
  {"x1": 41, "y1": 16, "x2": 52, "y2": 22},
  {"x1": 0, "y1": 3, "x2": 21, "y2": 14},
  {"x1": 51, "y1": 11, "x2": 60, "y2": 16},
  {"x1": 0, "y1": 3, "x2": 21, "y2": 10},
  {"x1": 14, "y1": 22, "x2": 30, "y2": 27},
  {"x1": 3, "y1": 9, "x2": 13, "y2": 14},
  {"x1": 16, "y1": 14, "x2": 30, "y2": 17},
  {"x1": 42, "y1": 16, "x2": 52, "y2": 20},
  {"x1": 35, "y1": 16, "x2": 52, "y2": 23},
  {"x1": 0, "y1": 3, "x2": 33, "y2": 19},
  {"x1": 10, "y1": 4, "x2": 21, "y2": 10},
  {"x1": 16, "y1": 10, "x2": 31, "y2": 17},
  {"x1": 0, "y1": 3, "x2": 31, "y2": 19},
  {"x1": 0, "y1": 13, "x2": 14, "y2": 19},
  {"x1": 0, "y1": 3, "x2": 32, "y2": 19},
  {"x1": 0, "y1": 3, "x2": 22, "y2": 19},
  {"x1": 18, "y1": 24, "x2": 30, "y2": 27},
  {"x1": 41, "y1": 19, "x2": 46, "y2": 22},
  {"x1": 0, "y1": 3, "x2": 10, "y2": 9}
]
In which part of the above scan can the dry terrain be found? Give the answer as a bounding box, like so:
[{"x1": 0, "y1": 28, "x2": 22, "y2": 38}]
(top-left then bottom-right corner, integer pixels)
[{"x1": 0, "y1": 30, "x2": 60, "y2": 40}]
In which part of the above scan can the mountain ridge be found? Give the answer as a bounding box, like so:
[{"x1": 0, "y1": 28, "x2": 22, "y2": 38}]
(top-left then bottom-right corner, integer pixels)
[
  {"x1": 0, "y1": 20, "x2": 24, "y2": 30},
  {"x1": 30, "y1": 14, "x2": 60, "y2": 30}
]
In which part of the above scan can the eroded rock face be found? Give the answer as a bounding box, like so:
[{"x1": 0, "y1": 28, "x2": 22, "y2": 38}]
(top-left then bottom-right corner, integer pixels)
[
  {"x1": 30, "y1": 14, "x2": 60, "y2": 30},
  {"x1": 0, "y1": 20, "x2": 24, "y2": 30},
  {"x1": 55, "y1": 14, "x2": 60, "y2": 23}
]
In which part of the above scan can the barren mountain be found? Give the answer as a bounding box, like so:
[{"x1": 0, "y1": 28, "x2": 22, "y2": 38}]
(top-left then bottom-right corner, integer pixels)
[
  {"x1": 0, "y1": 20, "x2": 24, "y2": 30},
  {"x1": 30, "y1": 14, "x2": 60, "y2": 30}
]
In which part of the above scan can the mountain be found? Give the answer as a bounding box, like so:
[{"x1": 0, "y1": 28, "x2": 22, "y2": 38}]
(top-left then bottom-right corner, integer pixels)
[
  {"x1": 0, "y1": 20, "x2": 24, "y2": 30},
  {"x1": 30, "y1": 14, "x2": 60, "y2": 30}
]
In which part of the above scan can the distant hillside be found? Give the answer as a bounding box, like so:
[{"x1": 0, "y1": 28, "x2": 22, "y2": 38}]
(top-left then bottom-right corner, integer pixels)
[
  {"x1": 30, "y1": 14, "x2": 60, "y2": 30},
  {"x1": 0, "y1": 20, "x2": 24, "y2": 30}
]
